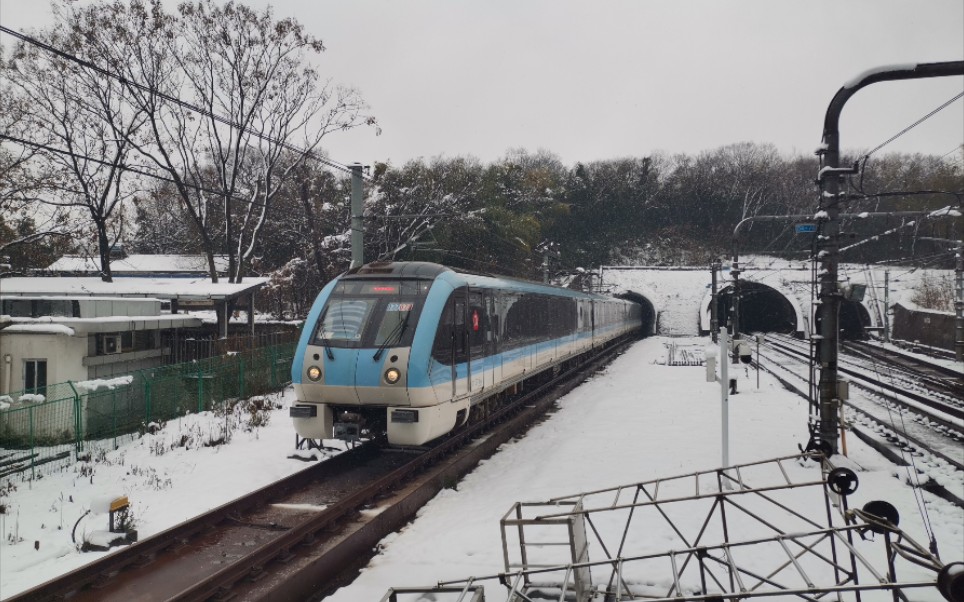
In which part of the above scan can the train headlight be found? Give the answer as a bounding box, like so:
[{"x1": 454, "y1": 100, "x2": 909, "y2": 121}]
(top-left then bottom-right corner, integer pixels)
[
  {"x1": 306, "y1": 365, "x2": 322, "y2": 381},
  {"x1": 384, "y1": 367, "x2": 401, "y2": 384}
]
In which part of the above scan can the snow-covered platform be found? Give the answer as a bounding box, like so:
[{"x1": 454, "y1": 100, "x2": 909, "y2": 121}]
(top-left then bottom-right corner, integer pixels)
[{"x1": 324, "y1": 337, "x2": 963, "y2": 601}]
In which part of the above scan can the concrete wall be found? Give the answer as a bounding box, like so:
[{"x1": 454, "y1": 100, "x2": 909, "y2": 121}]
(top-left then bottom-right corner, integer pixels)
[
  {"x1": 81, "y1": 298, "x2": 160, "y2": 318},
  {"x1": 0, "y1": 333, "x2": 88, "y2": 395}
]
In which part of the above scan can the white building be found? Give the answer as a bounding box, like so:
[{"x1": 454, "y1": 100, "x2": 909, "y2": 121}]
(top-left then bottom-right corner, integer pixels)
[
  {"x1": 0, "y1": 276, "x2": 267, "y2": 396},
  {"x1": 0, "y1": 296, "x2": 202, "y2": 395}
]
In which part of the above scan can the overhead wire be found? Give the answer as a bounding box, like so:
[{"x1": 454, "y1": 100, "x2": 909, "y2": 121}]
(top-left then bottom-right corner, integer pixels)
[
  {"x1": 856, "y1": 349, "x2": 939, "y2": 554},
  {"x1": 863, "y1": 91, "x2": 964, "y2": 160},
  {"x1": 0, "y1": 24, "x2": 365, "y2": 180},
  {"x1": 4, "y1": 129, "x2": 551, "y2": 280},
  {"x1": 854, "y1": 91, "x2": 964, "y2": 196}
]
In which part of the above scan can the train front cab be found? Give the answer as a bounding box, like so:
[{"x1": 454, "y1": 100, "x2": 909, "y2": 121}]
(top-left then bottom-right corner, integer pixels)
[{"x1": 291, "y1": 273, "x2": 440, "y2": 446}]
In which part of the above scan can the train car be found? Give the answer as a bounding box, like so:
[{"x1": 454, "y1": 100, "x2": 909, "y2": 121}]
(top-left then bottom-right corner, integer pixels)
[{"x1": 290, "y1": 261, "x2": 641, "y2": 446}]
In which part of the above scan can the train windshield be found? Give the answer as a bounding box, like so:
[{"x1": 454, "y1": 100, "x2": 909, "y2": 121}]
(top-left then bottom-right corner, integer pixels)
[{"x1": 314, "y1": 279, "x2": 431, "y2": 349}]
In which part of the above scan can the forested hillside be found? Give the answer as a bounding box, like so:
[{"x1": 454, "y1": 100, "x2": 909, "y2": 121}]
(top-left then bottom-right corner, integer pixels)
[{"x1": 1, "y1": 2, "x2": 960, "y2": 317}]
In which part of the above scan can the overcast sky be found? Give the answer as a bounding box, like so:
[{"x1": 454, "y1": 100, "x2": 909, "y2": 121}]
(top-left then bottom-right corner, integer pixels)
[{"x1": 1, "y1": 0, "x2": 962, "y2": 169}]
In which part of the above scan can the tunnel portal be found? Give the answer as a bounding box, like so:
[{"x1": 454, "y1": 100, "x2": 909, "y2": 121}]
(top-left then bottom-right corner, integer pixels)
[
  {"x1": 839, "y1": 300, "x2": 871, "y2": 340},
  {"x1": 617, "y1": 290, "x2": 657, "y2": 336},
  {"x1": 716, "y1": 281, "x2": 799, "y2": 336}
]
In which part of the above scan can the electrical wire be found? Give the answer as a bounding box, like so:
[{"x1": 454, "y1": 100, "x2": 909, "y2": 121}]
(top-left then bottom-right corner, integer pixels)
[
  {"x1": 857, "y1": 351, "x2": 939, "y2": 553},
  {"x1": 864, "y1": 91, "x2": 964, "y2": 159},
  {"x1": 0, "y1": 24, "x2": 366, "y2": 180},
  {"x1": 939, "y1": 144, "x2": 964, "y2": 159}
]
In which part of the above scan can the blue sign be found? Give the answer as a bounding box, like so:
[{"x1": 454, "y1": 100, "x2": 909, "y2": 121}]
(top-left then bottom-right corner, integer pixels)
[{"x1": 795, "y1": 223, "x2": 817, "y2": 234}]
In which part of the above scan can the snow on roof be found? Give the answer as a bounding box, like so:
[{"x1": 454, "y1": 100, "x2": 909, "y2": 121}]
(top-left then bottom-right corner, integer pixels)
[
  {"x1": 842, "y1": 63, "x2": 919, "y2": 89},
  {"x1": 0, "y1": 277, "x2": 267, "y2": 302},
  {"x1": 2, "y1": 323, "x2": 75, "y2": 336},
  {"x1": 4, "y1": 314, "x2": 203, "y2": 333},
  {"x1": 0, "y1": 295, "x2": 163, "y2": 302},
  {"x1": 46, "y1": 254, "x2": 229, "y2": 274},
  {"x1": 73, "y1": 375, "x2": 134, "y2": 393}
]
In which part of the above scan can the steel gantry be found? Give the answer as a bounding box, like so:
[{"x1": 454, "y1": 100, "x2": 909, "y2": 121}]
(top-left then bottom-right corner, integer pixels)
[{"x1": 385, "y1": 453, "x2": 962, "y2": 601}]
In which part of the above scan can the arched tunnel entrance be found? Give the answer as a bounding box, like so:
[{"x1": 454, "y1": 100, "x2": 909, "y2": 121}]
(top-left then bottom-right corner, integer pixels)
[
  {"x1": 616, "y1": 291, "x2": 657, "y2": 336},
  {"x1": 839, "y1": 300, "x2": 871, "y2": 339},
  {"x1": 716, "y1": 281, "x2": 799, "y2": 336},
  {"x1": 811, "y1": 300, "x2": 872, "y2": 340}
]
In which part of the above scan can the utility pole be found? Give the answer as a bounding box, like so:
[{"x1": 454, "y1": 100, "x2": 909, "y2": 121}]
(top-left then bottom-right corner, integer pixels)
[
  {"x1": 815, "y1": 61, "x2": 963, "y2": 455},
  {"x1": 956, "y1": 239, "x2": 963, "y2": 362},
  {"x1": 711, "y1": 260, "x2": 721, "y2": 343},
  {"x1": 884, "y1": 270, "x2": 891, "y2": 344},
  {"x1": 350, "y1": 164, "x2": 365, "y2": 269},
  {"x1": 719, "y1": 328, "x2": 730, "y2": 470},
  {"x1": 730, "y1": 257, "x2": 741, "y2": 341}
]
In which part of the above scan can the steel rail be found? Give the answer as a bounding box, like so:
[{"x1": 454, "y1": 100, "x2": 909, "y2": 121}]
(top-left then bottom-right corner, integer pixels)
[
  {"x1": 173, "y1": 337, "x2": 634, "y2": 601},
  {"x1": 759, "y1": 341, "x2": 964, "y2": 474},
  {"x1": 11, "y1": 335, "x2": 635, "y2": 602},
  {"x1": 842, "y1": 340, "x2": 964, "y2": 396},
  {"x1": 754, "y1": 344, "x2": 964, "y2": 508},
  {"x1": 767, "y1": 336, "x2": 964, "y2": 424},
  {"x1": 6, "y1": 443, "x2": 379, "y2": 602}
]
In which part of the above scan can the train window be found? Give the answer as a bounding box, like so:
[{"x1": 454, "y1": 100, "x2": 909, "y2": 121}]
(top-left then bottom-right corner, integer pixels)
[
  {"x1": 468, "y1": 291, "x2": 485, "y2": 355},
  {"x1": 316, "y1": 299, "x2": 374, "y2": 343},
  {"x1": 372, "y1": 301, "x2": 416, "y2": 347},
  {"x1": 314, "y1": 278, "x2": 430, "y2": 349}
]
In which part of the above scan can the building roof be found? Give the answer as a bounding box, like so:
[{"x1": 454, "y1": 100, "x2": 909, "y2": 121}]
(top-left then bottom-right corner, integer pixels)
[
  {"x1": 3, "y1": 314, "x2": 202, "y2": 335},
  {"x1": 0, "y1": 277, "x2": 267, "y2": 303},
  {"x1": 45, "y1": 254, "x2": 229, "y2": 276}
]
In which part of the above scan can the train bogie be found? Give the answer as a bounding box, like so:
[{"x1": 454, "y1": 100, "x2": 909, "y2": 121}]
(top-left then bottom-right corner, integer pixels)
[{"x1": 291, "y1": 262, "x2": 641, "y2": 447}]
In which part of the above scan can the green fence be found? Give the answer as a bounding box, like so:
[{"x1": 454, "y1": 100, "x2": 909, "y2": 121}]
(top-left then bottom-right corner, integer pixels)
[{"x1": 0, "y1": 342, "x2": 296, "y2": 481}]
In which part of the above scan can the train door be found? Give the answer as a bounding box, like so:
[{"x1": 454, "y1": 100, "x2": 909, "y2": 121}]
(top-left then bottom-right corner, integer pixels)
[
  {"x1": 483, "y1": 290, "x2": 499, "y2": 390},
  {"x1": 430, "y1": 287, "x2": 470, "y2": 401},
  {"x1": 468, "y1": 289, "x2": 484, "y2": 393},
  {"x1": 453, "y1": 288, "x2": 469, "y2": 399},
  {"x1": 590, "y1": 300, "x2": 597, "y2": 348}
]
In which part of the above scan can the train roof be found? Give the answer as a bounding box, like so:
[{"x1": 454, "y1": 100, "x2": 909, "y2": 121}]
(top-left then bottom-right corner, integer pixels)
[
  {"x1": 347, "y1": 261, "x2": 451, "y2": 279},
  {"x1": 346, "y1": 261, "x2": 624, "y2": 302}
]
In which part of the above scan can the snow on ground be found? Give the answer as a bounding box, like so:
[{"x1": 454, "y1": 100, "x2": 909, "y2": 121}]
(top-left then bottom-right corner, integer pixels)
[
  {"x1": 325, "y1": 337, "x2": 963, "y2": 601},
  {"x1": 0, "y1": 389, "x2": 341, "y2": 600},
  {"x1": 1, "y1": 337, "x2": 961, "y2": 601}
]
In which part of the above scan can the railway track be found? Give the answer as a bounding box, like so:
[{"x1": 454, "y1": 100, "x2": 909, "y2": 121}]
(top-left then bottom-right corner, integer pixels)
[
  {"x1": 9, "y1": 337, "x2": 635, "y2": 602},
  {"x1": 843, "y1": 339, "x2": 963, "y2": 400},
  {"x1": 765, "y1": 334, "x2": 963, "y2": 427},
  {"x1": 756, "y1": 336, "x2": 963, "y2": 487}
]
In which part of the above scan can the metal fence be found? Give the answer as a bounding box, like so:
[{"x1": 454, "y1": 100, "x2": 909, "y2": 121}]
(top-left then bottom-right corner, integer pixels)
[{"x1": 0, "y1": 341, "x2": 296, "y2": 481}]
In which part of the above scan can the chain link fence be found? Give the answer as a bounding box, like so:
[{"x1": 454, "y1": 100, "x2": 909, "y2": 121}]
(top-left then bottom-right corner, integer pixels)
[{"x1": 0, "y1": 341, "x2": 296, "y2": 481}]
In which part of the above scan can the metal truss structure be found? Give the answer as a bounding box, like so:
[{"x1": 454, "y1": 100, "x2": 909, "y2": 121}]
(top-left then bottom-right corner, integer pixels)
[{"x1": 384, "y1": 453, "x2": 962, "y2": 601}]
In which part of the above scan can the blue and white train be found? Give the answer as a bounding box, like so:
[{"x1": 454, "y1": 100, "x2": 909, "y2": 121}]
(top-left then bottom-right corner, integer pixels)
[{"x1": 290, "y1": 261, "x2": 641, "y2": 446}]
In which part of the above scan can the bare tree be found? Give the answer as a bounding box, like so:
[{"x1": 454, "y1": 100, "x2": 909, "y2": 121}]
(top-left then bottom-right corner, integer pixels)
[
  {"x1": 73, "y1": 0, "x2": 376, "y2": 283},
  {"x1": 5, "y1": 9, "x2": 147, "y2": 281},
  {"x1": 0, "y1": 52, "x2": 78, "y2": 271}
]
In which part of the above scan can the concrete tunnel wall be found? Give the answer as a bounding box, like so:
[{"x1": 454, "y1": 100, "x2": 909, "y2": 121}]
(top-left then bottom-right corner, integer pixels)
[{"x1": 700, "y1": 279, "x2": 806, "y2": 336}]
